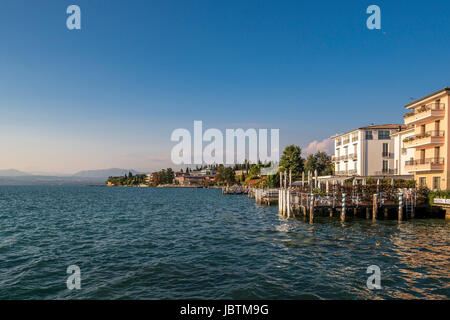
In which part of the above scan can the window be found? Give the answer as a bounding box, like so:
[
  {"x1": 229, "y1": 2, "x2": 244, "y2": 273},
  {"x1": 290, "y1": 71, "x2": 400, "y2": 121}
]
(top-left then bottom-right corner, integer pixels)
[
  {"x1": 435, "y1": 120, "x2": 440, "y2": 132},
  {"x1": 378, "y1": 130, "x2": 390, "y2": 140},
  {"x1": 382, "y1": 143, "x2": 389, "y2": 157},
  {"x1": 435, "y1": 147, "x2": 440, "y2": 160},
  {"x1": 365, "y1": 131, "x2": 373, "y2": 140},
  {"x1": 433, "y1": 177, "x2": 441, "y2": 190},
  {"x1": 382, "y1": 160, "x2": 388, "y2": 172},
  {"x1": 419, "y1": 177, "x2": 427, "y2": 188}
]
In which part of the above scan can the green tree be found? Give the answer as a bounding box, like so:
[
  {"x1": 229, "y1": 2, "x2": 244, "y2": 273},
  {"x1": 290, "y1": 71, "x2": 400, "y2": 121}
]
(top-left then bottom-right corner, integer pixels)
[
  {"x1": 249, "y1": 164, "x2": 261, "y2": 177},
  {"x1": 215, "y1": 165, "x2": 225, "y2": 184},
  {"x1": 223, "y1": 167, "x2": 236, "y2": 185},
  {"x1": 279, "y1": 145, "x2": 304, "y2": 179},
  {"x1": 166, "y1": 168, "x2": 174, "y2": 184},
  {"x1": 266, "y1": 174, "x2": 279, "y2": 188},
  {"x1": 157, "y1": 169, "x2": 167, "y2": 185},
  {"x1": 304, "y1": 152, "x2": 332, "y2": 176}
]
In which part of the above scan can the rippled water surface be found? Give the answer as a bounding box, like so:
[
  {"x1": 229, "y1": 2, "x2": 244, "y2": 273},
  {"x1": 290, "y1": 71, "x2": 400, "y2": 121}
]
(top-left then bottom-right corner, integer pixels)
[{"x1": 0, "y1": 186, "x2": 449, "y2": 299}]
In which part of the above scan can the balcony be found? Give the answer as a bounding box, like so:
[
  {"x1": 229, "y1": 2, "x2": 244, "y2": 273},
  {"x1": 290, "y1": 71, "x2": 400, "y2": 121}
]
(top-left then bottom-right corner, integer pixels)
[
  {"x1": 348, "y1": 153, "x2": 357, "y2": 160},
  {"x1": 403, "y1": 130, "x2": 445, "y2": 148},
  {"x1": 382, "y1": 152, "x2": 394, "y2": 158},
  {"x1": 405, "y1": 157, "x2": 444, "y2": 172},
  {"x1": 374, "y1": 169, "x2": 397, "y2": 175},
  {"x1": 335, "y1": 170, "x2": 348, "y2": 176},
  {"x1": 348, "y1": 169, "x2": 357, "y2": 175},
  {"x1": 336, "y1": 140, "x2": 342, "y2": 146},
  {"x1": 404, "y1": 103, "x2": 445, "y2": 125}
]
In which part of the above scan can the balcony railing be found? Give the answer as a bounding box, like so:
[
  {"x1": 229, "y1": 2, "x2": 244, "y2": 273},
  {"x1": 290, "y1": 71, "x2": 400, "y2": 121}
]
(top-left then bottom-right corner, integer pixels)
[
  {"x1": 374, "y1": 169, "x2": 397, "y2": 175},
  {"x1": 382, "y1": 151, "x2": 394, "y2": 158},
  {"x1": 336, "y1": 141, "x2": 341, "y2": 146},
  {"x1": 404, "y1": 103, "x2": 445, "y2": 118},
  {"x1": 348, "y1": 153, "x2": 357, "y2": 160},
  {"x1": 343, "y1": 138, "x2": 350, "y2": 144},
  {"x1": 348, "y1": 169, "x2": 357, "y2": 175},
  {"x1": 404, "y1": 103, "x2": 445, "y2": 124},
  {"x1": 405, "y1": 157, "x2": 444, "y2": 166},
  {"x1": 403, "y1": 130, "x2": 445, "y2": 147}
]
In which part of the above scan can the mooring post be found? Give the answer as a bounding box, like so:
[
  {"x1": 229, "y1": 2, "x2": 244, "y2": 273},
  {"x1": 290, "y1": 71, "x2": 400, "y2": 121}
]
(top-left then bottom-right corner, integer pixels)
[
  {"x1": 353, "y1": 207, "x2": 357, "y2": 216},
  {"x1": 445, "y1": 209, "x2": 450, "y2": 220},
  {"x1": 372, "y1": 194, "x2": 378, "y2": 220},
  {"x1": 286, "y1": 189, "x2": 291, "y2": 218},
  {"x1": 384, "y1": 207, "x2": 389, "y2": 219},
  {"x1": 341, "y1": 193, "x2": 346, "y2": 221},
  {"x1": 398, "y1": 193, "x2": 404, "y2": 221},
  {"x1": 366, "y1": 207, "x2": 371, "y2": 219},
  {"x1": 278, "y1": 189, "x2": 282, "y2": 214},
  {"x1": 309, "y1": 194, "x2": 315, "y2": 223},
  {"x1": 284, "y1": 189, "x2": 288, "y2": 216},
  {"x1": 331, "y1": 194, "x2": 335, "y2": 217}
]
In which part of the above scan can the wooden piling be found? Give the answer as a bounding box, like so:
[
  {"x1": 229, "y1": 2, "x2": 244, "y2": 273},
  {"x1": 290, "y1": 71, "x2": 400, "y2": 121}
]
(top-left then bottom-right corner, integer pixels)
[
  {"x1": 341, "y1": 193, "x2": 346, "y2": 221},
  {"x1": 398, "y1": 193, "x2": 404, "y2": 221},
  {"x1": 384, "y1": 207, "x2": 389, "y2": 219},
  {"x1": 366, "y1": 207, "x2": 371, "y2": 219},
  {"x1": 278, "y1": 189, "x2": 282, "y2": 214},
  {"x1": 286, "y1": 189, "x2": 291, "y2": 218},
  {"x1": 309, "y1": 194, "x2": 315, "y2": 223},
  {"x1": 372, "y1": 194, "x2": 378, "y2": 220}
]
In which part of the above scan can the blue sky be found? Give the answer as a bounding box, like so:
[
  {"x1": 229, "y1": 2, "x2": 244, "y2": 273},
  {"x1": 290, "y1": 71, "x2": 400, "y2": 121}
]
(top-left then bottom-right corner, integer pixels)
[{"x1": 0, "y1": 0, "x2": 449, "y2": 173}]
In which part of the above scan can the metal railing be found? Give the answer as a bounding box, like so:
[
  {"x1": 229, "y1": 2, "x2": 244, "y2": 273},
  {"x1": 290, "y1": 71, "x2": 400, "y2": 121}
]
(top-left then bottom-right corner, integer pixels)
[
  {"x1": 425, "y1": 130, "x2": 445, "y2": 137},
  {"x1": 404, "y1": 102, "x2": 445, "y2": 118},
  {"x1": 405, "y1": 157, "x2": 444, "y2": 166},
  {"x1": 403, "y1": 130, "x2": 445, "y2": 143},
  {"x1": 374, "y1": 169, "x2": 397, "y2": 175},
  {"x1": 382, "y1": 151, "x2": 393, "y2": 158}
]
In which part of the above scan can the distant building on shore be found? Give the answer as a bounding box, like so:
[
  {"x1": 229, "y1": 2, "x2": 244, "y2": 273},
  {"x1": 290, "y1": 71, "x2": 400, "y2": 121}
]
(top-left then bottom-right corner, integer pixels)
[
  {"x1": 331, "y1": 124, "x2": 407, "y2": 177},
  {"x1": 146, "y1": 172, "x2": 158, "y2": 185},
  {"x1": 391, "y1": 127, "x2": 415, "y2": 176},
  {"x1": 403, "y1": 87, "x2": 450, "y2": 190}
]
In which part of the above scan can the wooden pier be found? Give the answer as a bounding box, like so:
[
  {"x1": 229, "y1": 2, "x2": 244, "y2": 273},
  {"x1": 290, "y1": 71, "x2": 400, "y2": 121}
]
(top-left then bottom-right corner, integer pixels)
[
  {"x1": 243, "y1": 170, "x2": 447, "y2": 221},
  {"x1": 222, "y1": 186, "x2": 248, "y2": 195}
]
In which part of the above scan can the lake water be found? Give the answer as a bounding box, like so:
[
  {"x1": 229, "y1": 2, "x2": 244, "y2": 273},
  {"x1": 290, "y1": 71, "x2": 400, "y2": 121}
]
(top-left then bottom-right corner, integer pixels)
[{"x1": 0, "y1": 186, "x2": 448, "y2": 299}]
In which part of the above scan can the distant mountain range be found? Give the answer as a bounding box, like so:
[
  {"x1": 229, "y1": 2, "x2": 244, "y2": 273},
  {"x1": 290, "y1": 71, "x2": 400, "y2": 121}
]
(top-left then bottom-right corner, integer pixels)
[
  {"x1": 0, "y1": 168, "x2": 144, "y2": 185},
  {"x1": 0, "y1": 169, "x2": 30, "y2": 177},
  {"x1": 73, "y1": 168, "x2": 142, "y2": 178}
]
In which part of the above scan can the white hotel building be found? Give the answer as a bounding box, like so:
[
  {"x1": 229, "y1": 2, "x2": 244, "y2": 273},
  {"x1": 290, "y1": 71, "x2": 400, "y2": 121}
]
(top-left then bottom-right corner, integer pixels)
[{"x1": 331, "y1": 124, "x2": 413, "y2": 177}]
